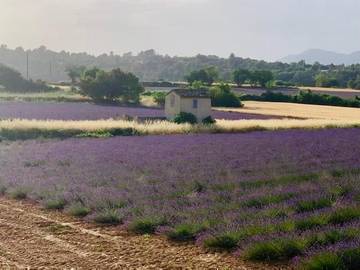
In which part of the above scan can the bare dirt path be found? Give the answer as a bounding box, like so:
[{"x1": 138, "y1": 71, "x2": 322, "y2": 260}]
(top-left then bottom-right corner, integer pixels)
[{"x1": 0, "y1": 198, "x2": 285, "y2": 270}]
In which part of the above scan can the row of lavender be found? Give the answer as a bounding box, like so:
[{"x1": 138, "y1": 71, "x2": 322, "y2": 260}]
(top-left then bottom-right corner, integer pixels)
[
  {"x1": 0, "y1": 101, "x2": 280, "y2": 120},
  {"x1": 1, "y1": 129, "x2": 360, "y2": 268}
]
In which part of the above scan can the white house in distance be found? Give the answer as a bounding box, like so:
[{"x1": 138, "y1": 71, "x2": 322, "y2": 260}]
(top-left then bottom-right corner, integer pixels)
[{"x1": 165, "y1": 89, "x2": 212, "y2": 122}]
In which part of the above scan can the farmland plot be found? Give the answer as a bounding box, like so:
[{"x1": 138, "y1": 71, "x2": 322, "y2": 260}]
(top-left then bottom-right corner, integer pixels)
[
  {"x1": 218, "y1": 101, "x2": 360, "y2": 120},
  {"x1": 0, "y1": 128, "x2": 360, "y2": 268},
  {"x1": 0, "y1": 198, "x2": 256, "y2": 269},
  {"x1": 0, "y1": 101, "x2": 281, "y2": 120},
  {"x1": 233, "y1": 86, "x2": 360, "y2": 100},
  {"x1": 1, "y1": 101, "x2": 360, "y2": 141}
]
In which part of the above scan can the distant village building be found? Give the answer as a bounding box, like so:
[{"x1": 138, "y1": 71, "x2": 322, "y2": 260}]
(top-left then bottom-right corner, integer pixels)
[{"x1": 165, "y1": 89, "x2": 212, "y2": 122}]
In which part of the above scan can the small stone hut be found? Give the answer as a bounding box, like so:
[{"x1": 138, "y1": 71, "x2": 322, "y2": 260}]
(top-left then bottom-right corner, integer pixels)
[{"x1": 165, "y1": 89, "x2": 212, "y2": 122}]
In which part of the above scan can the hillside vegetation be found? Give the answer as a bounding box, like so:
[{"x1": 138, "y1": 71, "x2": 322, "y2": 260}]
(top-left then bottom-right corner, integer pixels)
[
  {"x1": 2, "y1": 46, "x2": 360, "y2": 90},
  {"x1": 0, "y1": 64, "x2": 53, "y2": 92}
]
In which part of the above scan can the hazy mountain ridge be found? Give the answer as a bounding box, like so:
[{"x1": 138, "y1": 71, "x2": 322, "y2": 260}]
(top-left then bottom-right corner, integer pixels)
[{"x1": 280, "y1": 49, "x2": 360, "y2": 65}]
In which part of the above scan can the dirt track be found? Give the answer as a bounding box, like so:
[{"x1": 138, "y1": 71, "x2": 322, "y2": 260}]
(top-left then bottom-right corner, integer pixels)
[{"x1": 0, "y1": 198, "x2": 285, "y2": 270}]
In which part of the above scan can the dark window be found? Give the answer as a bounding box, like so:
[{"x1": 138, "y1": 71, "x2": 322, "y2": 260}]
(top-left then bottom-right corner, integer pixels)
[{"x1": 193, "y1": 99, "x2": 198, "y2": 108}]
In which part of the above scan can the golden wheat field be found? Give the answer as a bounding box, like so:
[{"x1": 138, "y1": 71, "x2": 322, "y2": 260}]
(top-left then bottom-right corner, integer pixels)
[
  {"x1": 217, "y1": 101, "x2": 360, "y2": 121},
  {"x1": 1, "y1": 118, "x2": 359, "y2": 138}
]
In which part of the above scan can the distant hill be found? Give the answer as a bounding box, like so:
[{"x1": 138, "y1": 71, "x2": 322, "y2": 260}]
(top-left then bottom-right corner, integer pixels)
[
  {"x1": 0, "y1": 45, "x2": 287, "y2": 82},
  {"x1": 280, "y1": 49, "x2": 360, "y2": 65}
]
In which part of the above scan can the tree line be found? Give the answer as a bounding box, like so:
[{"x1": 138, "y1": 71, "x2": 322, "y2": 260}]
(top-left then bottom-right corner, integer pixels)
[
  {"x1": 77, "y1": 67, "x2": 241, "y2": 107},
  {"x1": 186, "y1": 65, "x2": 360, "y2": 90},
  {"x1": 1, "y1": 45, "x2": 360, "y2": 89},
  {"x1": 1, "y1": 61, "x2": 358, "y2": 109},
  {"x1": 186, "y1": 67, "x2": 274, "y2": 87}
]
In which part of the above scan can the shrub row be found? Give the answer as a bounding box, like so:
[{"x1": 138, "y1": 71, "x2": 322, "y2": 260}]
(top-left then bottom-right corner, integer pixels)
[
  {"x1": 295, "y1": 207, "x2": 360, "y2": 232},
  {"x1": 245, "y1": 228, "x2": 359, "y2": 263},
  {"x1": 240, "y1": 90, "x2": 360, "y2": 108},
  {"x1": 173, "y1": 112, "x2": 216, "y2": 125},
  {"x1": 200, "y1": 207, "x2": 360, "y2": 253},
  {"x1": 304, "y1": 248, "x2": 360, "y2": 270},
  {"x1": 2, "y1": 169, "x2": 359, "y2": 268},
  {"x1": 0, "y1": 127, "x2": 138, "y2": 141}
]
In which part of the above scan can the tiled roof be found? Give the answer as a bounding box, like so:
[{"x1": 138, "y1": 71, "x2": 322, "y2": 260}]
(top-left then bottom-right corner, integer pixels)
[{"x1": 168, "y1": 88, "x2": 210, "y2": 98}]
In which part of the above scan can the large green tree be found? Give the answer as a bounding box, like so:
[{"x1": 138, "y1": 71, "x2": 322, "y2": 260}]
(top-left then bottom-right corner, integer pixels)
[
  {"x1": 210, "y1": 83, "x2": 242, "y2": 107},
  {"x1": 186, "y1": 67, "x2": 218, "y2": 86},
  {"x1": 291, "y1": 70, "x2": 316, "y2": 86},
  {"x1": 315, "y1": 73, "x2": 339, "y2": 87},
  {"x1": 65, "y1": 65, "x2": 86, "y2": 84},
  {"x1": 348, "y1": 75, "x2": 360, "y2": 89},
  {"x1": 233, "y1": 69, "x2": 251, "y2": 87},
  {"x1": 251, "y1": 70, "x2": 274, "y2": 87},
  {"x1": 80, "y1": 68, "x2": 144, "y2": 103}
]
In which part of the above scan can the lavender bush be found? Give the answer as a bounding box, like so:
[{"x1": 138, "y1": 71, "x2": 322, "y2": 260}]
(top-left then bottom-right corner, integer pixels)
[{"x1": 0, "y1": 128, "x2": 359, "y2": 268}]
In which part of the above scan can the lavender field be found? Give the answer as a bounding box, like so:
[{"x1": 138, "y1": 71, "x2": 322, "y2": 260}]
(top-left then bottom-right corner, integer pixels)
[
  {"x1": 1, "y1": 128, "x2": 360, "y2": 267},
  {"x1": 0, "y1": 101, "x2": 281, "y2": 120}
]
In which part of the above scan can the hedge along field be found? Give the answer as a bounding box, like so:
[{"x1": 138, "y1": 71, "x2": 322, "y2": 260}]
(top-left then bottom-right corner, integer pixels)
[
  {"x1": 233, "y1": 86, "x2": 360, "y2": 100},
  {"x1": 299, "y1": 86, "x2": 360, "y2": 99},
  {"x1": 0, "y1": 101, "x2": 280, "y2": 121},
  {"x1": 1, "y1": 128, "x2": 360, "y2": 268}
]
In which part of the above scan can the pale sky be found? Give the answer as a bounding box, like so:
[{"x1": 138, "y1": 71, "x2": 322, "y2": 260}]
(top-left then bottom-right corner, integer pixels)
[{"x1": 1, "y1": 0, "x2": 359, "y2": 60}]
